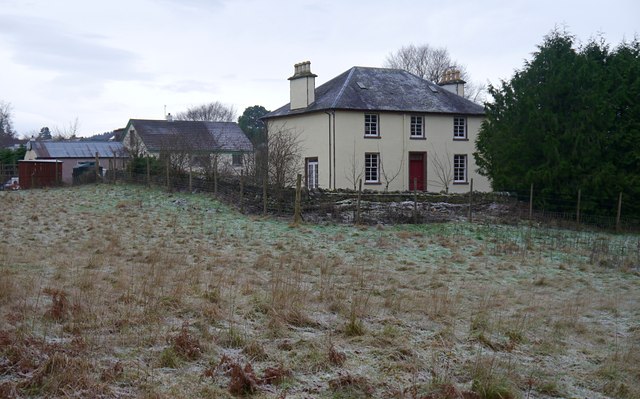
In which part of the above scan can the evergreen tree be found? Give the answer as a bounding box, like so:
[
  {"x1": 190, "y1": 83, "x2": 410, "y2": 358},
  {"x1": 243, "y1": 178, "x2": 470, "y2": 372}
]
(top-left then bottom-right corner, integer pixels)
[
  {"x1": 238, "y1": 105, "x2": 270, "y2": 145},
  {"x1": 475, "y1": 30, "x2": 640, "y2": 217},
  {"x1": 38, "y1": 127, "x2": 52, "y2": 140}
]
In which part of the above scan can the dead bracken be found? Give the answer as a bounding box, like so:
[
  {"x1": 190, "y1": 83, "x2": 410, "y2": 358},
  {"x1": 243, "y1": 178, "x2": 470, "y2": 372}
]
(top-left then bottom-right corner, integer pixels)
[{"x1": 0, "y1": 185, "x2": 638, "y2": 398}]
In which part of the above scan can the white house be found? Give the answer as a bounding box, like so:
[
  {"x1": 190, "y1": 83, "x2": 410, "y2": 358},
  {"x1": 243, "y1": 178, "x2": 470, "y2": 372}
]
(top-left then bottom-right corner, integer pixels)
[
  {"x1": 263, "y1": 61, "x2": 490, "y2": 193},
  {"x1": 121, "y1": 118, "x2": 253, "y2": 174}
]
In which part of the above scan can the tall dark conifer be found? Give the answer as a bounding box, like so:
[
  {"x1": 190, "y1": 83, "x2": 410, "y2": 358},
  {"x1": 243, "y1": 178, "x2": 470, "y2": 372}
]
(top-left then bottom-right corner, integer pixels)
[{"x1": 475, "y1": 30, "x2": 640, "y2": 217}]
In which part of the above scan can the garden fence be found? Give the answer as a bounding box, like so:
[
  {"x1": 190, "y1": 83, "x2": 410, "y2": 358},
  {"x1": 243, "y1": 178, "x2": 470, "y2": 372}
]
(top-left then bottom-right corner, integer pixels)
[{"x1": 98, "y1": 168, "x2": 639, "y2": 233}]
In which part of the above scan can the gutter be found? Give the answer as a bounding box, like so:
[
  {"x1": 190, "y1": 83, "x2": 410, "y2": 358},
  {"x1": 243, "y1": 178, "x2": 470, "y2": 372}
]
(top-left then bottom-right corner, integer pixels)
[{"x1": 324, "y1": 111, "x2": 333, "y2": 189}]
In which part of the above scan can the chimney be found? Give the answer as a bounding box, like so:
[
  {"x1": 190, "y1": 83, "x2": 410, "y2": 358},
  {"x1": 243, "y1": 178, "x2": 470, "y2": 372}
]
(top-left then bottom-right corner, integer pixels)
[
  {"x1": 438, "y1": 69, "x2": 466, "y2": 97},
  {"x1": 166, "y1": 113, "x2": 173, "y2": 122},
  {"x1": 288, "y1": 61, "x2": 317, "y2": 110}
]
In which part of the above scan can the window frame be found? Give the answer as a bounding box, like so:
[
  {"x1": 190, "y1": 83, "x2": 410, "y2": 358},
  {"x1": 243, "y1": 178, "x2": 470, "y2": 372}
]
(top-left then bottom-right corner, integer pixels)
[
  {"x1": 364, "y1": 114, "x2": 380, "y2": 138},
  {"x1": 231, "y1": 153, "x2": 243, "y2": 167},
  {"x1": 305, "y1": 157, "x2": 319, "y2": 189},
  {"x1": 364, "y1": 152, "x2": 380, "y2": 184},
  {"x1": 410, "y1": 115, "x2": 425, "y2": 139},
  {"x1": 453, "y1": 116, "x2": 467, "y2": 140},
  {"x1": 453, "y1": 154, "x2": 468, "y2": 183}
]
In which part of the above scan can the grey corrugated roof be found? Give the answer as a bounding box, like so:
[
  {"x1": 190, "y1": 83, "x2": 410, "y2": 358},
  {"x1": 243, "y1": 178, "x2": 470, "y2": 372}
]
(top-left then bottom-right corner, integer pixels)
[
  {"x1": 28, "y1": 141, "x2": 126, "y2": 158},
  {"x1": 264, "y1": 66, "x2": 484, "y2": 118},
  {"x1": 128, "y1": 120, "x2": 253, "y2": 152}
]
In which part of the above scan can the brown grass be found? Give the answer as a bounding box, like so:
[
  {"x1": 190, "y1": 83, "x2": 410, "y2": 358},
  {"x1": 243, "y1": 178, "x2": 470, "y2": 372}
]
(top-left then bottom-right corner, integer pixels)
[{"x1": 0, "y1": 185, "x2": 638, "y2": 398}]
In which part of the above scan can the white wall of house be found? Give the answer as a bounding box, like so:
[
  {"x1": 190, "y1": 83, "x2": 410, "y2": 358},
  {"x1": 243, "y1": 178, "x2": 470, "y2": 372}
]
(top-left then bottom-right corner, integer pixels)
[
  {"x1": 122, "y1": 128, "x2": 151, "y2": 157},
  {"x1": 267, "y1": 111, "x2": 491, "y2": 193},
  {"x1": 123, "y1": 128, "x2": 252, "y2": 176}
]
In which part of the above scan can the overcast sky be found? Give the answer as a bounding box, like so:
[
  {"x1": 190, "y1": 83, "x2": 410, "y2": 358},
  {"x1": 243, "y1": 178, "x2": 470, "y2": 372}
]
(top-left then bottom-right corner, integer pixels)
[{"x1": 1, "y1": 0, "x2": 638, "y2": 137}]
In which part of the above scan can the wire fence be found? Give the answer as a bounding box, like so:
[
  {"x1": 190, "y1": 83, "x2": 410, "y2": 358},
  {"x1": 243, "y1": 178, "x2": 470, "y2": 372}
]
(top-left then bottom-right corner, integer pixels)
[
  {"x1": 97, "y1": 169, "x2": 640, "y2": 234},
  {"x1": 0, "y1": 163, "x2": 18, "y2": 184}
]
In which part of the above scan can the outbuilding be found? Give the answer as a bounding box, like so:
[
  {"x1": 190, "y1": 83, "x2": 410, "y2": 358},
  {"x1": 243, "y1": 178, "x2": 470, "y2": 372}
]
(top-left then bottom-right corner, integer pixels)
[
  {"x1": 18, "y1": 160, "x2": 63, "y2": 189},
  {"x1": 23, "y1": 140, "x2": 128, "y2": 184}
]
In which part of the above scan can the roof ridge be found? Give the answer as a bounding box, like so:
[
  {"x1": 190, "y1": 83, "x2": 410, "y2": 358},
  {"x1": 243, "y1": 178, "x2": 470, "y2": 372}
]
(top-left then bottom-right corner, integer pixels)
[{"x1": 331, "y1": 67, "x2": 356, "y2": 109}]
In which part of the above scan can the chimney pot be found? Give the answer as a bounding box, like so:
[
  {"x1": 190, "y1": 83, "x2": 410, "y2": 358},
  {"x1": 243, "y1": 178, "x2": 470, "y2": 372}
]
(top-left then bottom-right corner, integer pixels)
[{"x1": 289, "y1": 60, "x2": 317, "y2": 109}]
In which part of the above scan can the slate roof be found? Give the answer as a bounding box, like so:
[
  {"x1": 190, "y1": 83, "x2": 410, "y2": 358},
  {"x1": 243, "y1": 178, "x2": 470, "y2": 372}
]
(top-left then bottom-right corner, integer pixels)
[
  {"x1": 27, "y1": 141, "x2": 127, "y2": 158},
  {"x1": 127, "y1": 120, "x2": 253, "y2": 153},
  {"x1": 264, "y1": 66, "x2": 484, "y2": 118}
]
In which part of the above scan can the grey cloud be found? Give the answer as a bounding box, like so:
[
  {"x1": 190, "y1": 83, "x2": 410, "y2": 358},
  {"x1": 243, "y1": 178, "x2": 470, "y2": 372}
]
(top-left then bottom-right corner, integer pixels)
[
  {"x1": 0, "y1": 14, "x2": 146, "y2": 82},
  {"x1": 161, "y1": 80, "x2": 219, "y2": 93}
]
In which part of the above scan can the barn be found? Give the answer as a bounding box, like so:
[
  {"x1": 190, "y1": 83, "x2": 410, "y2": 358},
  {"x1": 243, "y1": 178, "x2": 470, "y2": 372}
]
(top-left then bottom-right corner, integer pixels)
[{"x1": 23, "y1": 140, "x2": 128, "y2": 184}]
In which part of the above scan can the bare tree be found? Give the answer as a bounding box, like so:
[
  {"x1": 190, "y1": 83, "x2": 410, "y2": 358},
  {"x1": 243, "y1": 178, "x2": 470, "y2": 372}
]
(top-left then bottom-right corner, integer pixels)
[
  {"x1": 53, "y1": 117, "x2": 80, "y2": 141},
  {"x1": 429, "y1": 146, "x2": 453, "y2": 193},
  {"x1": 344, "y1": 140, "x2": 364, "y2": 190},
  {"x1": 267, "y1": 125, "x2": 302, "y2": 190},
  {"x1": 384, "y1": 44, "x2": 486, "y2": 103},
  {"x1": 378, "y1": 146, "x2": 404, "y2": 192},
  {"x1": 0, "y1": 101, "x2": 15, "y2": 145},
  {"x1": 175, "y1": 101, "x2": 237, "y2": 122},
  {"x1": 158, "y1": 129, "x2": 195, "y2": 173},
  {"x1": 385, "y1": 44, "x2": 453, "y2": 83}
]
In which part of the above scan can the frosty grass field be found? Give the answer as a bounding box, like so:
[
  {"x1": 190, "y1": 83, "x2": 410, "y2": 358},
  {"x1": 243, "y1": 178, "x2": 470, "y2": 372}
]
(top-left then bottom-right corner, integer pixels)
[{"x1": 0, "y1": 184, "x2": 638, "y2": 398}]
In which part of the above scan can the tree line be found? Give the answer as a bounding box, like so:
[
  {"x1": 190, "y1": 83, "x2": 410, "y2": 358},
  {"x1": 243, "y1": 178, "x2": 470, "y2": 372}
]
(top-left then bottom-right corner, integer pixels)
[{"x1": 475, "y1": 29, "x2": 640, "y2": 217}]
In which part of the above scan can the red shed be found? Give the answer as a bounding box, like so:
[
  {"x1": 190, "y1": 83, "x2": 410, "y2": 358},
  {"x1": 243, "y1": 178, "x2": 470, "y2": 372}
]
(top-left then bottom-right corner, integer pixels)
[{"x1": 19, "y1": 160, "x2": 63, "y2": 189}]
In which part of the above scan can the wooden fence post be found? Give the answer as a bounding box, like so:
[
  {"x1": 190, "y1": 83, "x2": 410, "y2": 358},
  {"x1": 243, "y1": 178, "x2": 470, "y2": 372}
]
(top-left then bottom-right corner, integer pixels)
[
  {"x1": 576, "y1": 188, "x2": 581, "y2": 226},
  {"x1": 468, "y1": 178, "x2": 474, "y2": 223},
  {"x1": 146, "y1": 157, "x2": 151, "y2": 187},
  {"x1": 166, "y1": 159, "x2": 170, "y2": 190},
  {"x1": 293, "y1": 173, "x2": 302, "y2": 225},
  {"x1": 616, "y1": 192, "x2": 622, "y2": 232},
  {"x1": 413, "y1": 177, "x2": 418, "y2": 224},
  {"x1": 529, "y1": 183, "x2": 534, "y2": 222},
  {"x1": 263, "y1": 171, "x2": 268, "y2": 216},
  {"x1": 356, "y1": 179, "x2": 362, "y2": 225},
  {"x1": 95, "y1": 152, "x2": 100, "y2": 183},
  {"x1": 214, "y1": 169, "x2": 218, "y2": 195},
  {"x1": 240, "y1": 170, "x2": 244, "y2": 213}
]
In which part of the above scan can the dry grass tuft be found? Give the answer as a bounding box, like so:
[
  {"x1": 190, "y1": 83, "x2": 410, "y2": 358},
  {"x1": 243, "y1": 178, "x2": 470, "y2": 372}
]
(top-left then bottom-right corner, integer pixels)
[
  {"x1": 416, "y1": 383, "x2": 480, "y2": 399},
  {"x1": 167, "y1": 322, "x2": 202, "y2": 361},
  {"x1": 328, "y1": 343, "x2": 347, "y2": 366},
  {"x1": 329, "y1": 372, "x2": 374, "y2": 397},
  {"x1": 0, "y1": 329, "x2": 108, "y2": 397},
  {"x1": 99, "y1": 361, "x2": 124, "y2": 382},
  {"x1": 42, "y1": 287, "x2": 70, "y2": 321},
  {"x1": 216, "y1": 355, "x2": 292, "y2": 395},
  {"x1": 260, "y1": 363, "x2": 292, "y2": 385},
  {"x1": 469, "y1": 357, "x2": 519, "y2": 399},
  {"x1": 228, "y1": 361, "x2": 259, "y2": 396}
]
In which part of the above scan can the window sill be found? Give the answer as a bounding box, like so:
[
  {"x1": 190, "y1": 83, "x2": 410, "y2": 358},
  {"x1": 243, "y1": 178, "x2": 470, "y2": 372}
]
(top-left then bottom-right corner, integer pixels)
[
  {"x1": 410, "y1": 136, "x2": 426, "y2": 140},
  {"x1": 453, "y1": 181, "x2": 469, "y2": 185},
  {"x1": 453, "y1": 138, "x2": 469, "y2": 141},
  {"x1": 364, "y1": 135, "x2": 381, "y2": 139},
  {"x1": 364, "y1": 181, "x2": 382, "y2": 185}
]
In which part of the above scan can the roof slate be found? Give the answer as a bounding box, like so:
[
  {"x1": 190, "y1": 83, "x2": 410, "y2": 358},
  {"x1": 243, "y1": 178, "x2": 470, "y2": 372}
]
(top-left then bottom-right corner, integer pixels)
[
  {"x1": 29, "y1": 141, "x2": 126, "y2": 159},
  {"x1": 264, "y1": 66, "x2": 484, "y2": 118},
  {"x1": 128, "y1": 120, "x2": 253, "y2": 152}
]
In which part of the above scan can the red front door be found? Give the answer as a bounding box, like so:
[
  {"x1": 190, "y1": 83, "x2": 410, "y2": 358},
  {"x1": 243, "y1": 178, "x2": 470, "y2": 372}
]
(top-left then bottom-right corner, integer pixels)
[{"x1": 409, "y1": 153, "x2": 425, "y2": 191}]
